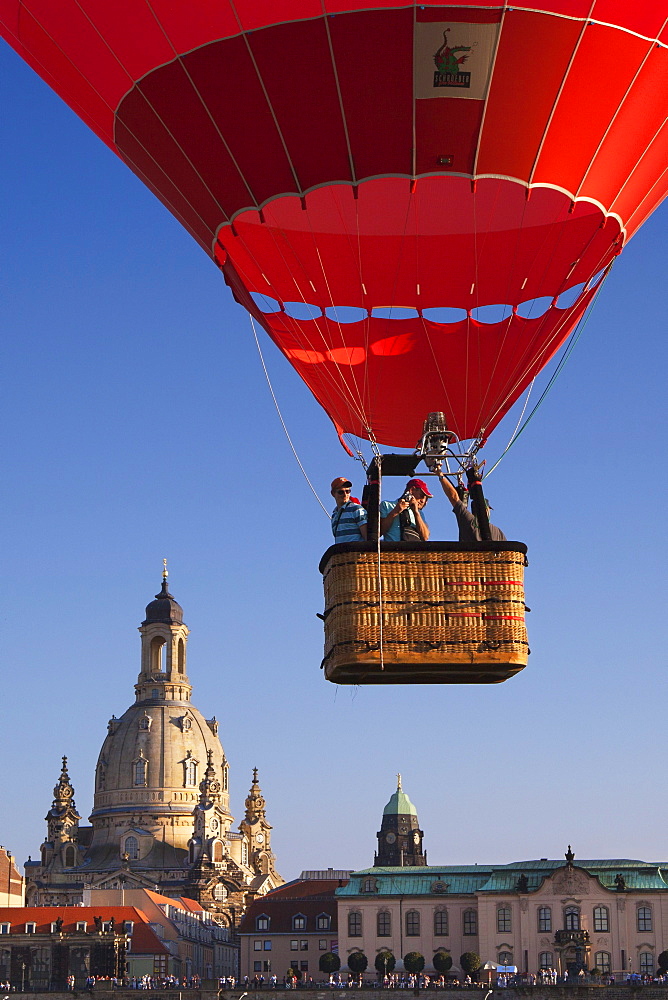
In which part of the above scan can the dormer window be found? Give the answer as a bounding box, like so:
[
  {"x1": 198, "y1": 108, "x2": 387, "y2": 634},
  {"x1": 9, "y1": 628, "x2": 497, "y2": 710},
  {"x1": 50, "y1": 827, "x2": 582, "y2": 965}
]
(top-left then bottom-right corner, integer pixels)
[
  {"x1": 292, "y1": 914, "x2": 307, "y2": 931},
  {"x1": 316, "y1": 914, "x2": 331, "y2": 931},
  {"x1": 25, "y1": 922, "x2": 36, "y2": 934},
  {"x1": 124, "y1": 836, "x2": 139, "y2": 860},
  {"x1": 256, "y1": 915, "x2": 270, "y2": 931},
  {"x1": 76, "y1": 922, "x2": 87, "y2": 932},
  {"x1": 362, "y1": 877, "x2": 378, "y2": 893},
  {"x1": 0, "y1": 923, "x2": 10, "y2": 935},
  {"x1": 138, "y1": 714, "x2": 151, "y2": 731}
]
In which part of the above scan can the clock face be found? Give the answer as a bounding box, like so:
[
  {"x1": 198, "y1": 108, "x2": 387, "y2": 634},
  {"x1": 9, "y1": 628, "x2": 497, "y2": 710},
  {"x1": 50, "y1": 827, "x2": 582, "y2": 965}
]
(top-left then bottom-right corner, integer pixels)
[
  {"x1": 256, "y1": 833, "x2": 265, "y2": 844},
  {"x1": 412, "y1": 831, "x2": 420, "y2": 845},
  {"x1": 386, "y1": 832, "x2": 396, "y2": 844}
]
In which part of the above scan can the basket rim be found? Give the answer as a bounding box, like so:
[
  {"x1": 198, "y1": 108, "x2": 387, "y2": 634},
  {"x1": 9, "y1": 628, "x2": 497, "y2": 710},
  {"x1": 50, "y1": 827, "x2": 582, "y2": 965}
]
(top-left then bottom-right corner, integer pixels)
[{"x1": 319, "y1": 540, "x2": 528, "y2": 575}]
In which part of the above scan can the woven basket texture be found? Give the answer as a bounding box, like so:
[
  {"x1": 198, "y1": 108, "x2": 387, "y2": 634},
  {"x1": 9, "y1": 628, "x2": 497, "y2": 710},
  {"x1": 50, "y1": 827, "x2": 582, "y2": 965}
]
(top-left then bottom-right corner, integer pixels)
[{"x1": 322, "y1": 548, "x2": 528, "y2": 683}]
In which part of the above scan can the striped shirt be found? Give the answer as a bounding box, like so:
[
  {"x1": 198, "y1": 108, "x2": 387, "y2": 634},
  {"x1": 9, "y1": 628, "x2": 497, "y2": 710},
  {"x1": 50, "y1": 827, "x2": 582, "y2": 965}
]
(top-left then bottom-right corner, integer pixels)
[{"x1": 331, "y1": 501, "x2": 367, "y2": 542}]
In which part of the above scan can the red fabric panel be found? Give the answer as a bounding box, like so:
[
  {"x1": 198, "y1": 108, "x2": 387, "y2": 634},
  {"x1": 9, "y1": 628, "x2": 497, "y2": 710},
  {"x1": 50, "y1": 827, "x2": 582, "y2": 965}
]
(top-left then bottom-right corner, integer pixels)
[
  {"x1": 591, "y1": 0, "x2": 668, "y2": 37},
  {"x1": 532, "y1": 25, "x2": 650, "y2": 194},
  {"x1": 416, "y1": 98, "x2": 484, "y2": 175},
  {"x1": 236, "y1": 286, "x2": 596, "y2": 445},
  {"x1": 330, "y1": 9, "x2": 414, "y2": 179},
  {"x1": 182, "y1": 37, "x2": 298, "y2": 209},
  {"x1": 477, "y1": 12, "x2": 583, "y2": 181},
  {"x1": 221, "y1": 178, "x2": 619, "y2": 310},
  {"x1": 613, "y1": 122, "x2": 668, "y2": 234},
  {"x1": 74, "y1": 0, "x2": 174, "y2": 82},
  {"x1": 585, "y1": 46, "x2": 668, "y2": 227},
  {"x1": 248, "y1": 19, "x2": 353, "y2": 190},
  {"x1": 10, "y1": 6, "x2": 115, "y2": 137}
]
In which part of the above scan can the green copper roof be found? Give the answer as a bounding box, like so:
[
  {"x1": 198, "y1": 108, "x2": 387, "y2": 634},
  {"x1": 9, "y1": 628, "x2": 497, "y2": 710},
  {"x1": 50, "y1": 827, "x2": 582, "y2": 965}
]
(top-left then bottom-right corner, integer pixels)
[
  {"x1": 383, "y1": 777, "x2": 417, "y2": 817},
  {"x1": 336, "y1": 860, "x2": 668, "y2": 898}
]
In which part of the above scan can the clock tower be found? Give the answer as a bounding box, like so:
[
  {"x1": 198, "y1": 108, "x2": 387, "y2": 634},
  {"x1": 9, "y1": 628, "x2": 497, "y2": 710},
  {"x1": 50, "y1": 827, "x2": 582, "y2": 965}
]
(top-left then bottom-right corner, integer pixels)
[{"x1": 375, "y1": 775, "x2": 426, "y2": 867}]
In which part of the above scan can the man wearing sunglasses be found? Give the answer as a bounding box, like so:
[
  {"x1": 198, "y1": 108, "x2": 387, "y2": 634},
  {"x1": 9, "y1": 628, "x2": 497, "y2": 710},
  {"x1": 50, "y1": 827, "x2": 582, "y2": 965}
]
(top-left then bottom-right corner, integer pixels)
[{"x1": 330, "y1": 477, "x2": 368, "y2": 543}]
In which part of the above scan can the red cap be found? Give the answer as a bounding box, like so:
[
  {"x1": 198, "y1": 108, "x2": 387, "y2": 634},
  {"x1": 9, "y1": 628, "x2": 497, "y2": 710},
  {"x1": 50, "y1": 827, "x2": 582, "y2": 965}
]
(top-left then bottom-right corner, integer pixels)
[{"x1": 406, "y1": 478, "x2": 433, "y2": 497}]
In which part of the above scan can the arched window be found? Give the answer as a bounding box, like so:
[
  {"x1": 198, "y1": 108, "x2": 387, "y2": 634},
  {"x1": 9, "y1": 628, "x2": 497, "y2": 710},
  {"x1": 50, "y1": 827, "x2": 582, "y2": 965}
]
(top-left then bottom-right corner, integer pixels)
[
  {"x1": 64, "y1": 846, "x2": 76, "y2": 868},
  {"x1": 564, "y1": 906, "x2": 580, "y2": 930},
  {"x1": 150, "y1": 636, "x2": 166, "y2": 673},
  {"x1": 348, "y1": 912, "x2": 362, "y2": 937},
  {"x1": 362, "y1": 878, "x2": 377, "y2": 893},
  {"x1": 637, "y1": 906, "x2": 652, "y2": 932},
  {"x1": 133, "y1": 757, "x2": 147, "y2": 786},
  {"x1": 434, "y1": 909, "x2": 448, "y2": 936},
  {"x1": 593, "y1": 906, "x2": 609, "y2": 932},
  {"x1": 639, "y1": 953, "x2": 654, "y2": 976},
  {"x1": 539, "y1": 952, "x2": 553, "y2": 969},
  {"x1": 377, "y1": 911, "x2": 391, "y2": 937},
  {"x1": 463, "y1": 909, "x2": 477, "y2": 936},
  {"x1": 405, "y1": 910, "x2": 420, "y2": 936},
  {"x1": 212, "y1": 841, "x2": 223, "y2": 863},
  {"x1": 178, "y1": 638, "x2": 185, "y2": 673},
  {"x1": 538, "y1": 907, "x2": 551, "y2": 932},
  {"x1": 594, "y1": 952, "x2": 611, "y2": 974},
  {"x1": 497, "y1": 906, "x2": 511, "y2": 933},
  {"x1": 138, "y1": 714, "x2": 151, "y2": 731},
  {"x1": 498, "y1": 952, "x2": 513, "y2": 967},
  {"x1": 125, "y1": 836, "x2": 139, "y2": 860},
  {"x1": 184, "y1": 758, "x2": 197, "y2": 786}
]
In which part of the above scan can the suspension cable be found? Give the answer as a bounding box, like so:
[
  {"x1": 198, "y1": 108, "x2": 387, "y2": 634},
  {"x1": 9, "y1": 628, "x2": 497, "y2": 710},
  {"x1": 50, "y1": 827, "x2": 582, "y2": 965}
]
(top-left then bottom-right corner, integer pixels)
[
  {"x1": 249, "y1": 317, "x2": 330, "y2": 516},
  {"x1": 484, "y1": 266, "x2": 613, "y2": 478}
]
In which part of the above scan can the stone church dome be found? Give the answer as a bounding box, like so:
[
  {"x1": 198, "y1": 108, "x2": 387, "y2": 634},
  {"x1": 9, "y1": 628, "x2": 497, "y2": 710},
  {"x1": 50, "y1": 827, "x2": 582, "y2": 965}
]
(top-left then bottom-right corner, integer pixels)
[
  {"x1": 25, "y1": 570, "x2": 284, "y2": 917},
  {"x1": 90, "y1": 570, "x2": 230, "y2": 866}
]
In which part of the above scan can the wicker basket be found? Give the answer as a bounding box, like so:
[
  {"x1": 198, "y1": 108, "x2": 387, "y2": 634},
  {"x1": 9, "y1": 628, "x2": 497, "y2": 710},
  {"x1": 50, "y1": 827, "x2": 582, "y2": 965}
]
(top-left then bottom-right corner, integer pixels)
[{"x1": 319, "y1": 541, "x2": 529, "y2": 685}]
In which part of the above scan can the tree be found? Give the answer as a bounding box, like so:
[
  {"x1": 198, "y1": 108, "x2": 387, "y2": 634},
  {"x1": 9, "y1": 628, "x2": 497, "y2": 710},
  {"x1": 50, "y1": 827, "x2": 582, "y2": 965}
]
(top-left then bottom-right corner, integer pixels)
[
  {"x1": 658, "y1": 952, "x2": 668, "y2": 974},
  {"x1": 404, "y1": 952, "x2": 426, "y2": 974},
  {"x1": 432, "y1": 950, "x2": 453, "y2": 974},
  {"x1": 374, "y1": 950, "x2": 396, "y2": 975},
  {"x1": 347, "y1": 952, "x2": 368, "y2": 974},
  {"x1": 459, "y1": 953, "x2": 481, "y2": 978},
  {"x1": 319, "y1": 953, "x2": 341, "y2": 974}
]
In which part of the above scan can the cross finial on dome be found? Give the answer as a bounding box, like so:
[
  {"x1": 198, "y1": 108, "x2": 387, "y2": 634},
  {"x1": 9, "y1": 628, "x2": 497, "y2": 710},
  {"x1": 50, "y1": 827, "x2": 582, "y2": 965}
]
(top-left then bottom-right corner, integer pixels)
[
  {"x1": 397, "y1": 773, "x2": 402, "y2": 790},
  {"x1": 253, "y1": 767, "x2": 259, "y2": 784},
  {"x1": 163, "y1": 558, "x2": 168, "y2": 580}
]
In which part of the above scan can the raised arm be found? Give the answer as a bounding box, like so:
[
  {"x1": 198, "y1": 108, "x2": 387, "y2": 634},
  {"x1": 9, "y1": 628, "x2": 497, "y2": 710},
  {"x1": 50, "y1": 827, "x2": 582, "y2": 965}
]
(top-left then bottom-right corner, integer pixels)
[{"x1": 438, "y1": 473, "x2": 459, "y2": 507}]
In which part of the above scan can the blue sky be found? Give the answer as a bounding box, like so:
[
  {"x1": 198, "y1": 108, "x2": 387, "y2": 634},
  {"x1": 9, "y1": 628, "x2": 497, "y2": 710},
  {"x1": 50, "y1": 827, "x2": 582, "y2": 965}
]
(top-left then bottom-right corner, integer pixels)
[{"x1": 2, "y1": 40, "x2": 668, "y2": 882}]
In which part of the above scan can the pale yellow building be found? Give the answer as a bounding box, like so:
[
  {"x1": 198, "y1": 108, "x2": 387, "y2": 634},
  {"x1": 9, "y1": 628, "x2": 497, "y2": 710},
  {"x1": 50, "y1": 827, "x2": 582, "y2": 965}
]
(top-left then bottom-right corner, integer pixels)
[{"x1": 337, "y1": 780, "x2": 668, "y2": 980}]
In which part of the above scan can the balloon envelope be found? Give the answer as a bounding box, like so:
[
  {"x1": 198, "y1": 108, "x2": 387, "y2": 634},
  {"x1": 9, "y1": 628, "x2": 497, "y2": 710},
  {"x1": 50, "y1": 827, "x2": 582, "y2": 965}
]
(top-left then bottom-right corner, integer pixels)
[{"x1": 2, "y1": 0, "x2": 666, "y2": 446}]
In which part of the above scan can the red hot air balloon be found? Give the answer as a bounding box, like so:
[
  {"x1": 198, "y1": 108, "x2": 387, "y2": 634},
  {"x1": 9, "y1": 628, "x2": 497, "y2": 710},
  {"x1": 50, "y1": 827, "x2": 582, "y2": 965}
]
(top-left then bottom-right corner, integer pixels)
[
  {"x1": 1, "y1": 0, "x2": 666, "y2": 451},
  {"x1": 2, "y1": 1, "x2": 667, "y2": 686}
]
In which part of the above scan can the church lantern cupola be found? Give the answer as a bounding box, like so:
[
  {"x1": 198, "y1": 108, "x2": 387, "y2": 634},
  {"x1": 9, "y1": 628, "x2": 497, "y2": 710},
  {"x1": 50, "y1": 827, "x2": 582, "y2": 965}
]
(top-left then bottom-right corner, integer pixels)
[
  {"x1": 136, "y1": 561, "x2": 192, "y2": 704},
  {"x1": 375, "y1": 775, "x2": 426, "y2": 867}
]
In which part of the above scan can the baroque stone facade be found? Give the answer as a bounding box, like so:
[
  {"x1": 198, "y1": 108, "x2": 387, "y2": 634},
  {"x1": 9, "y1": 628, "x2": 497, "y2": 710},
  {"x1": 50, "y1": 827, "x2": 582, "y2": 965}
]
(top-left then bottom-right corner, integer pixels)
[
  {"x1": 338, "y1": 784, "x2": 668, "y2": 979},
  {"x1": 24, "y1": 573, "x2": 283, "y2": 927}
]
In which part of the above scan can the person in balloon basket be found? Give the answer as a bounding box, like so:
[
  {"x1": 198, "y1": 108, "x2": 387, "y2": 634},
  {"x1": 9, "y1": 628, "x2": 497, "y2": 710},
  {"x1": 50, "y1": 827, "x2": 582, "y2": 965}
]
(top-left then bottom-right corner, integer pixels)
[
  {"x1": 330, "y1": 477, "x2": 368, "y2": 542},
  {"x1": 437, "y1": 473, "x2": 506, "y2": 542},
  {"x1": 379, "y1": 479, "x2": 431, "y2": 541}
]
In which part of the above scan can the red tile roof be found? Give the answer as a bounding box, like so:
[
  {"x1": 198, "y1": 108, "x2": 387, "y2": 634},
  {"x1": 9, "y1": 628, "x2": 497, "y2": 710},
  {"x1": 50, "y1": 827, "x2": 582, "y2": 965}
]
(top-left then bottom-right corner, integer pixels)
[{"x1": 0, "y1": 907, "x2": 169, "y2": 955}]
